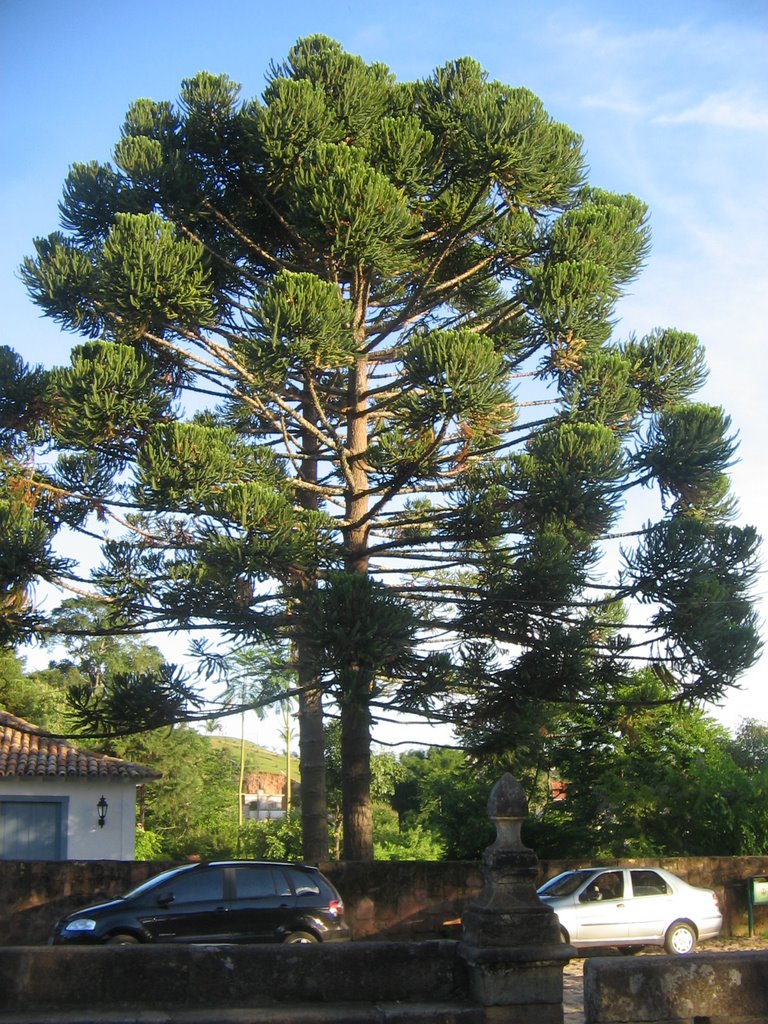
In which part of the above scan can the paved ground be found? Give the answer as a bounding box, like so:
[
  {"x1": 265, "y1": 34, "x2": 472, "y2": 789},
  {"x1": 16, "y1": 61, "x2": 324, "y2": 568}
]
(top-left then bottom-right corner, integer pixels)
[{"x1": 561, "y1": 936, "x2": 768, "y2": 1024}]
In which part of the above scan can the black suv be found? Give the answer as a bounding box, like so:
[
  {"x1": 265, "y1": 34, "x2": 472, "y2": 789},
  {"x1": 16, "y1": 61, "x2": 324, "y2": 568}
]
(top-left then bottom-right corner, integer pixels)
[{"x1": 50, "y1": 861, "x2": 351, "y2": 945}]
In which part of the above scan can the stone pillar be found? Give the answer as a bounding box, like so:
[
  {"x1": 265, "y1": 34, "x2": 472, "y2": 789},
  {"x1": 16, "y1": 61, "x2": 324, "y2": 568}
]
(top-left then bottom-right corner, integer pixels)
[{"x1": 458, "y1": 773, "x2": 576, "y2": 1023}]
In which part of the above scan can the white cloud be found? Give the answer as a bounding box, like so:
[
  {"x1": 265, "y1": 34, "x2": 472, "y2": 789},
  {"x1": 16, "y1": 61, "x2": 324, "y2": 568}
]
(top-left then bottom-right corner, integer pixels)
[
  {"x1": 655, "y1": 92, "x2": 768, "y2": 131},
  {"x1": 582, "y1": 93, "x2": 649, "y2": 117},
  {"x1": 547, "y1": 13, "x2": 768, "y2": 138}
]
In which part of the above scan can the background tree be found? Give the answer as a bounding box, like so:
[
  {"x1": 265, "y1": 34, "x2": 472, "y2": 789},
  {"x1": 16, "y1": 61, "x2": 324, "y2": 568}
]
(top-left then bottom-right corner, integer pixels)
[
  {"x1": 4, "y1": 633, "x2": 768, "y2": 861},
  {"x1": 0, "y1": 631, "x2": 306, "y2": 861},
  {"x1": 111, "y1": 725, "x2": 240, "y2": 860},
  {"x1": 0, "y1": 649, "x2": 73, "y2": 729},
  {"x1": 1, "y1": 36, "x2": 760, "y2": 861},
  {"x1": 728, "y1": 718, "x2": 768, "y2": 773},
  {"x1": 393, "y1": 747, "x2": 496, "y2": 859},
  {"x1": 516, "y1": 672, "x2": 768, "y2": 858},
  {"x1": 324, "y1": 719, "x2": 445, "y2": 860}
]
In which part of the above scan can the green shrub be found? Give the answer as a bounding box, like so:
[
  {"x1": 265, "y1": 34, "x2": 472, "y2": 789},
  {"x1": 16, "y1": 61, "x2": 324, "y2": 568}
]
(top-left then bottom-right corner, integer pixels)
[{"x1": 134, "y1": 827, "x2": 166, "y2": 861}]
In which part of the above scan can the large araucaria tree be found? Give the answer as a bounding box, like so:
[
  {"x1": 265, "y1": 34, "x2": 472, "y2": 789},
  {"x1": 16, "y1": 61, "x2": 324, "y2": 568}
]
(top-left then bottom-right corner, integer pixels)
[{"x1": 1, "y1": 36, "x2": 760, "y2": 860}]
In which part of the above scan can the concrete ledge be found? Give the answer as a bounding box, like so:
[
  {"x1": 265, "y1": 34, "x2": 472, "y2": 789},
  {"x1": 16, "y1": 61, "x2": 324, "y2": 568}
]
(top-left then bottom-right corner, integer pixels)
[
  {"x1": 0, "y1": 1005, "x2": 483, "y2": 1024},
  {"x1": 583, "y1": 950, "x2": 768, "y2": 1023},
  {"x1": 0, "y1": 943, "x2": 469, "y2": 1017}
]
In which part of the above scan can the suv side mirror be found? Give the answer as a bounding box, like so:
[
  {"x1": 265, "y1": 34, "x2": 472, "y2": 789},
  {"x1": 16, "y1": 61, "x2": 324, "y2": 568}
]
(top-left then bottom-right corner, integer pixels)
[{"x1": 156, "y1": 892, "x2": 175, "y2": 908}]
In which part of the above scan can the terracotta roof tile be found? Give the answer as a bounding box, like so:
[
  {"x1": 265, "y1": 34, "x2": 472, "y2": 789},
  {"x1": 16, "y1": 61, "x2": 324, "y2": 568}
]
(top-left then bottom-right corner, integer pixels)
[{"x1": 0, "y1": 711, "x2": 160, "y2": 780}]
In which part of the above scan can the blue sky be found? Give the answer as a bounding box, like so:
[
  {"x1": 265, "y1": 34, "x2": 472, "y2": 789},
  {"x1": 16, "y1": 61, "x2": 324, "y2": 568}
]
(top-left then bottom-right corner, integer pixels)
[{"x1": 1, "y1": 0, "x2": 766, "y2": 744}]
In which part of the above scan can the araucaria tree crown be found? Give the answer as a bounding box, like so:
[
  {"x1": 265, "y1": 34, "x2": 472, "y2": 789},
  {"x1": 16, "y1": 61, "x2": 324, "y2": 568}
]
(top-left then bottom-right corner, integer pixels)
[{"x1": 3, "y1": 36, "x2": 760, "y2": 860}]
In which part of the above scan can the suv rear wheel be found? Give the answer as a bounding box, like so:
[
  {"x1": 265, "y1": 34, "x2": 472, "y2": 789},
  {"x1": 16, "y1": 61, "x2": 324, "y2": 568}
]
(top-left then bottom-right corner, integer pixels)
[{"x1": 283, "y1": 930, "x2": 319, "y2": 944}]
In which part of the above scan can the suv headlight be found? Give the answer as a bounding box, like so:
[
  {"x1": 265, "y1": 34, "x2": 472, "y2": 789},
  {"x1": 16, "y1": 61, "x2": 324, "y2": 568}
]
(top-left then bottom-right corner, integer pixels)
[{"x1": 63, "y1": 918, "x2": 97, "y2": 932}]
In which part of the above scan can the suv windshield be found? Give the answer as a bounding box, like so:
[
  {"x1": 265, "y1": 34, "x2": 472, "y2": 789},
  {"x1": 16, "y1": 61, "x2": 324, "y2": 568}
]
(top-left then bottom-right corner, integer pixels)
[{"x1": 123, "y1": 866, "x2": 194, "y2": 899}]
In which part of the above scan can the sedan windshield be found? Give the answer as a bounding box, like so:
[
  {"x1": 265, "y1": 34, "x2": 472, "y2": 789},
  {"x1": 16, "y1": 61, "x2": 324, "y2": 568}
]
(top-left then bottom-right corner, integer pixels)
[{"x1": 538, "y1": 870, "x2": 597, "y2": 898}]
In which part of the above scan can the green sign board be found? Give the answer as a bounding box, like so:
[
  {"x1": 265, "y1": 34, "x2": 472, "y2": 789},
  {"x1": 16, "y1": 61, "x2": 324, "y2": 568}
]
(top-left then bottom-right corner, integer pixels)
[{"x1": 752, "y1": 878, "x2": 768, "y2": 905}]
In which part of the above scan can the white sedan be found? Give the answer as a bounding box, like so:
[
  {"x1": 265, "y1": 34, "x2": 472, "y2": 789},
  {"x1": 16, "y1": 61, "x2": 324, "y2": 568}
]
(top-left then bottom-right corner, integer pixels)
[{"x1": 537, "y1": 866, "x2": 722, "y2": 955}]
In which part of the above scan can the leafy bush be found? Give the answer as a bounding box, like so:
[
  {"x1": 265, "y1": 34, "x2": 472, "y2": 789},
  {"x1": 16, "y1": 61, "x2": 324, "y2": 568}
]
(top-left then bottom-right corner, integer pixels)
[
  {"x1": 373, "y1": 804, "x2": 445, "y2": 861},
  {"x1": 134, "y1": 826, "x2": 165, "y2": 861},
  {"x1": 238, "y1": 814, "x2": 304, "y2": 860}
]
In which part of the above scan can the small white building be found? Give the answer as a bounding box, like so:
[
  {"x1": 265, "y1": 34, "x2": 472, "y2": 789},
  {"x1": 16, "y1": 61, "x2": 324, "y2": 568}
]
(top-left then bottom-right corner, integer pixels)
[
  {"x1": 242, "y1": 790, "x2": 285, "y2": 821},
  {"x1": 0, "y1": 710, "x2": 159, "y2": 861},
  {"x1": 242, "y1": 770, "x2": 289, "y2": 821}
]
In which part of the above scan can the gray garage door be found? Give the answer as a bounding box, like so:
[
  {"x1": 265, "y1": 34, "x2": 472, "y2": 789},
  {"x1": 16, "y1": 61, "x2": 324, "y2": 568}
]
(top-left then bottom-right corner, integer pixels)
[{"x1": 0, "y1": 800, "x2": 64, "y2": 860}]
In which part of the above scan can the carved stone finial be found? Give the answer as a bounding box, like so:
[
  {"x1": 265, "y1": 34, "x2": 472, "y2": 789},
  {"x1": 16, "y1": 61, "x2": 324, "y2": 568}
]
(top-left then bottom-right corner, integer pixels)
[
  {"x1": 487, "y1": 772, "x2": 528, "y2": 821},
  {"x1": 486, "y1": 772, "x2": 531, "y2": 856},
  {"x1": 459, "y1": 775, "x2": 575, "y2": 1021},
  {"x1": 461, "y1": 774, "x2": 563, "y2": 948}
]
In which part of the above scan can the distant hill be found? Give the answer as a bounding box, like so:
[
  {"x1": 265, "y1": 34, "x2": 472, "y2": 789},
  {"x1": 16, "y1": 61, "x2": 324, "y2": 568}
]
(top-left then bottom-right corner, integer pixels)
[{"x1": 209, "y1": 735, "x2": 301, "y2": 781}]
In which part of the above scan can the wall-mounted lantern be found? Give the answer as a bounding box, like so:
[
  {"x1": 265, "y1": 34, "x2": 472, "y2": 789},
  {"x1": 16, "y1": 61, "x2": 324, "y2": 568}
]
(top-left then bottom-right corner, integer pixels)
[{"x1": 97, "y1": 794, "x2": 108, "y2": 829}]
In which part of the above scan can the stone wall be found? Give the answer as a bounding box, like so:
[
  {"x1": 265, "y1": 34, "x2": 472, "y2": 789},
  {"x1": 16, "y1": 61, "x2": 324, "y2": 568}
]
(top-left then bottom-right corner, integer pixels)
[
  {"x1": 2, "y1": 855, "x2": 768, "y2": 946},
  {"x1": 0, "y1": 858, "x2": 165, "y2": 945},
  {"x1": 0, "y1": 943, "x2": 479, "y2": 1020},
  {"x1": 583, "y1": 950, "x2": 768, "y2": 1023},
  {"x1": 321, "y1": 859, "x2": 485, "y2": 940}
]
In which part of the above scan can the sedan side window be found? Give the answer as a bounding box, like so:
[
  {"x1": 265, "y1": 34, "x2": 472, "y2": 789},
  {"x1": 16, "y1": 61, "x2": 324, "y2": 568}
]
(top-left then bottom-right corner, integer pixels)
[
  {"x1": 630, "y1": 870, "x2": 669, "y2": 897},
  {"x1": 581, "y1": 871, "x2": 624, "y2": 902}
]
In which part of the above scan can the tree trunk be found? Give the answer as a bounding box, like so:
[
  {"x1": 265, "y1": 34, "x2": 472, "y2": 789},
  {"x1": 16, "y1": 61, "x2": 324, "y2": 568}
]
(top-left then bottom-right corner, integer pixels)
[
  {"x1": 296, "y1": 391, "x2": 329, "y2": 863},
  {"x1": 340, "y1": 343, "x2": 375, "y2": 860},
  {"x1": 340, "y1": 698, "x2": 373, "y2": 860},
  {"x1": 297, "y1": 678, "x2": 328, "y2": 862}
]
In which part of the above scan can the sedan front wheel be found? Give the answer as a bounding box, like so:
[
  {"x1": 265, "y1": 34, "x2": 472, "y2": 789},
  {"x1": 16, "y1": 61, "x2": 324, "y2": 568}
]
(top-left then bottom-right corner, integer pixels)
[{"x1": 664, "y1": 921, "x2": 696, "y2": 955}]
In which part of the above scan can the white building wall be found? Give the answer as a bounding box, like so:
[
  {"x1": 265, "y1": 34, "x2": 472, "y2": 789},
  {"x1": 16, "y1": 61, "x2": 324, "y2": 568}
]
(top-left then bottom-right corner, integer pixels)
[
  {"x1": 243, "y1": 792, "x2": 285, "y2": 820},
  {"x1": 0, "y1": 777, "x2": 138, "y2": 860}
]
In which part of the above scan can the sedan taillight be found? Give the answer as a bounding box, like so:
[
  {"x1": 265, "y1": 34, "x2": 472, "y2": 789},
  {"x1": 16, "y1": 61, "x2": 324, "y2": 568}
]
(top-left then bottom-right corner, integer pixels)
[{"x1": 328, "y1": 898, "x2": 343, "y2": 918}]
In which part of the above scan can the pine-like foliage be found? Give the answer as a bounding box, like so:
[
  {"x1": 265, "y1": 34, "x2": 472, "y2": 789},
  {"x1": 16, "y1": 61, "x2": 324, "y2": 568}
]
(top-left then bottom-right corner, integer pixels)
[{"x1": 2, "y1": 36, "x2": 760, "y2": 859}]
